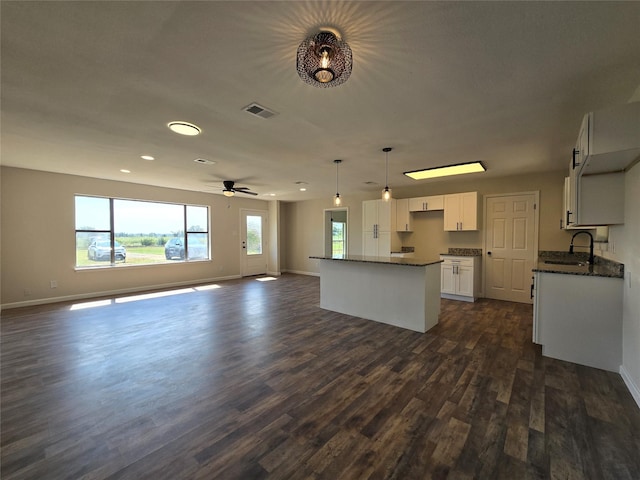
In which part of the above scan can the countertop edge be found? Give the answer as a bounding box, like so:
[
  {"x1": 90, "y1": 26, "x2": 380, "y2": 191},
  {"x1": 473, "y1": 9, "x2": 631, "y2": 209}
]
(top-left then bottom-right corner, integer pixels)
[{"x1": 310, "y1": 256, "x2": 442, "y2": 267}]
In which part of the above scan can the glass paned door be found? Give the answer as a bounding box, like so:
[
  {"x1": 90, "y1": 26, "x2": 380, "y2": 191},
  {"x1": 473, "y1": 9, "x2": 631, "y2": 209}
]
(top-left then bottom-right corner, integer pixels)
[{"x1": 241, "y1": 210, "x2": 268, "y2": 276}]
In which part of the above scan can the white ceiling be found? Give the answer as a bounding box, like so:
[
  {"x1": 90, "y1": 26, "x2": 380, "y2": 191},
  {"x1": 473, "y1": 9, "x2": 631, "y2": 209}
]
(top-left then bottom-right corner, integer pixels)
[{"x1": 2, "y1": 1, "x2": 639, "y2": 201}]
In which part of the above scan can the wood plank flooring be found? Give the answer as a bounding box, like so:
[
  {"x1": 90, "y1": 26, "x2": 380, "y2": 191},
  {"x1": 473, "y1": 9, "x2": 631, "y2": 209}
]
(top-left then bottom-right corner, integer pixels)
[{"x1": 1, "y1": 273, "x2": 639, "y2": 479}]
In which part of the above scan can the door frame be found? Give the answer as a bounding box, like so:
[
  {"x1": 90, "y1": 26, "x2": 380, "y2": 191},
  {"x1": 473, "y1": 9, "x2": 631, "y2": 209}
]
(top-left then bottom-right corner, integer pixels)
[
  {"x1": 240, "y1": 208, "x2": 269, "y2": 277},
  {"x1": 323, "y1": 207, "x2": 349, "y2": 258},
  {"x1": 482, "y1": 191, "x2": 539, "y2": 302}
]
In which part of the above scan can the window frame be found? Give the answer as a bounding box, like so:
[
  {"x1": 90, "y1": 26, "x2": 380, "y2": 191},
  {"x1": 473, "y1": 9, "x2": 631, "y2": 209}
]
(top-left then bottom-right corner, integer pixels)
[{"x1": 75, "y1": 195, "x2": 210, "y2": 268}]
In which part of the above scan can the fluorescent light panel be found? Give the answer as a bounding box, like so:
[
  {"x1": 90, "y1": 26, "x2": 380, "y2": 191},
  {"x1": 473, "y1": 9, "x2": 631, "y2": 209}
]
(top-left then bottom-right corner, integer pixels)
[{"x1": 404, "y1": 161, "x2": 485, "y2": 180}]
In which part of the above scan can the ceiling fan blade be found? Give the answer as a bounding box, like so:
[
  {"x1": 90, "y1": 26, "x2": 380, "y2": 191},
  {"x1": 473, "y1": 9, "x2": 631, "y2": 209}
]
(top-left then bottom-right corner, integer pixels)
[{"x1": 235, "y1": 189, "x2": 258, "y2": 196}]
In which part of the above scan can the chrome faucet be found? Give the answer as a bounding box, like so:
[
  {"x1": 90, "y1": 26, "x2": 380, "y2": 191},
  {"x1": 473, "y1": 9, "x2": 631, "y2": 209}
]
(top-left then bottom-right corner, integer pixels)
[{"x1": 569, "y1": 231, "x2": 594, "y2": 264}]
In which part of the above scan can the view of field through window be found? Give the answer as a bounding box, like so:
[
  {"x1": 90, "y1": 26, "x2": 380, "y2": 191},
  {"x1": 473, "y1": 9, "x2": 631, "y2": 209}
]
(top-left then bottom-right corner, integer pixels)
[{"x1": 75, "y1": 196, "x2": 209, "y2": 267}]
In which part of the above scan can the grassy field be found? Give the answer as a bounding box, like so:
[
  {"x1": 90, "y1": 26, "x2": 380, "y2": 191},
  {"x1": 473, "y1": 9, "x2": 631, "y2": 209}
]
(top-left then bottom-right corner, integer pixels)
[{"x1": 76, "y1": 246, "x2": 168, "y2": 267}]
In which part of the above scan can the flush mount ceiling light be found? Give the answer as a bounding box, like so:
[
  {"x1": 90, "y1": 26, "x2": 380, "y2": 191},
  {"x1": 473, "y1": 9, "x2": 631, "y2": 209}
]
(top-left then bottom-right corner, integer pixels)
[
  {"x1": 404, "y1": 161, "x2": 486, "y2": 180},
  {"x1": 167, "y1": 121, "x2": 201, "y2": 136},
  {"x1": 382, "y1": 147, "x2": 392, "y2": 201},
  {"x1": 140, "y1": 155, "x2": 155, "y2": 161},
  {"x1": 297, "y1": 30, "x2": 352, "y2": 88}
]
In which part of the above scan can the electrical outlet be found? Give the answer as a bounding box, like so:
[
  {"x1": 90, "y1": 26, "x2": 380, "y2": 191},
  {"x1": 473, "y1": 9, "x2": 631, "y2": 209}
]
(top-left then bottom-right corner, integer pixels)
[{"x1": 50, "y1": 280, "x2": 57, "y2": 289}]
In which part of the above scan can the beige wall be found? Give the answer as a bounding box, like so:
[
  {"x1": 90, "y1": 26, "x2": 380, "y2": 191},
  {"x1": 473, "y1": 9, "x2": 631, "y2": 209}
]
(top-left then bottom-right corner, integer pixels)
[
  {"x1": 283, "y1": 170, "x2": 574, "y2": 273},
  {"x1": 1, "y1": 167, "x2": 270, "y2": 307}
]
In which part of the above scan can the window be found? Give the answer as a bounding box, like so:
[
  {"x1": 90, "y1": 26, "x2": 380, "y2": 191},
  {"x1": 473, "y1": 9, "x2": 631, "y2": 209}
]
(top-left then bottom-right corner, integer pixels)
[
  {"x1": 332, "y1": 220, "x2": 345, "y2": 258},
  {"x1": 245, "y1": 215, "x2": 263, "y2": 255},
  {"x1": 75, "y1": 196, "x2": 209, "y2": 267}
]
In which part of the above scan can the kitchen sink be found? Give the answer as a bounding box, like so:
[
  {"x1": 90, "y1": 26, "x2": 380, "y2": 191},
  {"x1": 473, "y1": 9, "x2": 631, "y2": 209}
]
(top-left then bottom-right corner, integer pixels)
[{"x1": 544, "y1": 259, "x2": 588, "y2": 266}]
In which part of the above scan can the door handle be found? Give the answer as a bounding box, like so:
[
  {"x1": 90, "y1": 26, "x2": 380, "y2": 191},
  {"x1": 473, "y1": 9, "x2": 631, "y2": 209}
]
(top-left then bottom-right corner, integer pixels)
[{"x1": 487, "y1": 251, "x2": 492, "y2": 256}]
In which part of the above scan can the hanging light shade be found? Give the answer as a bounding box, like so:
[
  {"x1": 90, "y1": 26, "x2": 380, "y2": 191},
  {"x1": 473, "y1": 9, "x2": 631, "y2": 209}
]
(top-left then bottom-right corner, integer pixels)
[
  {"x1": 382, "y1": 147, "x2": 392, "y2": 201},
  {"x1": 333, "y1": 159, "x2": 342, "y2": 206},
  {"x1": 297, "y1": 31, "x2": 352, "y2": 88}
]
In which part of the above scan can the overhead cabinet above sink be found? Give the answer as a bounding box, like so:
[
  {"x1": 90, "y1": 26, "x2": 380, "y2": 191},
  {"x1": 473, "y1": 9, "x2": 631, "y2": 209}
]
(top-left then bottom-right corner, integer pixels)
[{"x1": 573, "y1": 101, "x2": 640, "y2": 175}]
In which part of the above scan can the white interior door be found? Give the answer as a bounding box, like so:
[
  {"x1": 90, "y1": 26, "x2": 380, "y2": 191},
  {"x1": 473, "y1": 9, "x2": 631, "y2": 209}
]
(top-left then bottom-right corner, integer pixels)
[
  {"x1": 241, "y1": 209, "x2": 268, "y2": 277},
  {"x1": 484, "y1": 193, "x2": 538, "y2": 304}
]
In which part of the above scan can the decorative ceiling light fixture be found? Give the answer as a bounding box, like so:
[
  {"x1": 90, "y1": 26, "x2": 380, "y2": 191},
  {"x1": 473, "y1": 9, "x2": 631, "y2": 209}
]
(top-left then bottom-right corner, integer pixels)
[
  {"x1": 167, "y1": 121, "x2": 201, "y2": 136},
  {"x1": 333, "y1": 159, "x2": 342, "y2": 206},
  {"x1": 404, "y1": 161, "x2": 486, "y2": 180},
  {"x1": 297, "y1": 30, "x2": 352, "y2": 88},
  {"x1": 382, "y1": 147, "x2": 393, "y2": 201}
]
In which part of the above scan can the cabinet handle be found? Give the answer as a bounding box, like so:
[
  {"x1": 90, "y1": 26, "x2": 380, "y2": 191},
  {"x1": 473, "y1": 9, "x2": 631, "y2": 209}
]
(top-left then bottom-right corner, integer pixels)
[
  {"x1": 530, "y1": 276, "x2": 535, "y2": 299},
  {"x1": 572, "y1": 148, "x2": 580, "y2": 169},
  {"x1": 566, "y1": 210, "x2": 572, "y2": 226}
]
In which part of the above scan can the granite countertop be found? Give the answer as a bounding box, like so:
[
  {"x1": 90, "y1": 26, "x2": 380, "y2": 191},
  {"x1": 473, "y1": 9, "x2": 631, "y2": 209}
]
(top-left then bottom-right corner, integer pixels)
[
  {"x1": 309, "y1": 255, "x2": 442, "y2": 267},
  {"x1": 532, "y1": 251, "x2": 623, "y2": 279},
  {"x1": 440, "y1": 248, "x2": 482, "y2": 257}
]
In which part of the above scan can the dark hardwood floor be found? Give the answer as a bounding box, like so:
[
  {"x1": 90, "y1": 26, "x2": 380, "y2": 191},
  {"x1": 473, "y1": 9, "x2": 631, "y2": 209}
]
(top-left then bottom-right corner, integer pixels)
[{"x1": 1, "y1": 273, "x2": 639, "y2": 479}]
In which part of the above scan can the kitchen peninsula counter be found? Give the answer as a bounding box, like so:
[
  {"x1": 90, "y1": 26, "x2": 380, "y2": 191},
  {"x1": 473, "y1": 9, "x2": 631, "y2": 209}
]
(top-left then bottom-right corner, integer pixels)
[{"x1": 309, "y1": 255, "x2": 443, "y2": 333}]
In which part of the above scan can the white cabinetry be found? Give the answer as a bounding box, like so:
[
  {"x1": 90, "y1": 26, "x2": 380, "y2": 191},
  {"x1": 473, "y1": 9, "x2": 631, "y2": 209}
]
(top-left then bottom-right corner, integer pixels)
[
  {"x1": 362, "y1": 199, "x2": 396, "y2": 256},
  {"x1": 565, "y1": 170, "x2": 625, "y2": 227},
  {"x1": 532, "y1": 271, "x2": 622, "y2": 372},
  {"x1": 395, "y1": 198, "x2": 412, "y2": 232},
  {"x1": 444, "y1": 192, "x2": 478, "y2": 231},
  {"x1": 408, "y1": 195, "x2": 444, "y2": 212},
  {"x1": 573, "y1": 101, "x2": 640, "y2": 175},
  {"x1": 440, "y1": 256, "x2": 480, "y2": 302}
]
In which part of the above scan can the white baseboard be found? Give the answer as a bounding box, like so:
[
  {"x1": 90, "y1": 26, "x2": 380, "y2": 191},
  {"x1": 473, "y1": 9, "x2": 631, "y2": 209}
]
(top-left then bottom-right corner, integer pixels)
[
  {"x1": 1, "y1": 275, "x2": 242, "y2": 310},
  {"x1": 620, "y1": 365, "x2": 640, "y2": 409},
  {"x1": 266, "y1": 271, "x2": 282, "y2": 277},
  {"x1": 283, "y1": 269, "x2": 320, "y2": 277}
]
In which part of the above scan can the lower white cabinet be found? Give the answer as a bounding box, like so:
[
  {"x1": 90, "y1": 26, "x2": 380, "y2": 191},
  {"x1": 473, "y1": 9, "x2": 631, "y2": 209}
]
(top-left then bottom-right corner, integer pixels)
[
  {"x1": 532, "y1": 271, "x2": 622, "y2": 372},
  {"x1": 440, "y1": 256, "x2": 481, "y2": 302}
]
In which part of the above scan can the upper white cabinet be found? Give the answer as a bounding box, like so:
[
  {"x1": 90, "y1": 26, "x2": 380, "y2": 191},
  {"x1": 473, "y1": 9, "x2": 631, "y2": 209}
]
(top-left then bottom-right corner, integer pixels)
[
  {"x1": 408, "y1": 195, "x2": 444, "y2": 212},
  {"x1": 395, "y1": 198, "x2": 412, "y2": 232},
  {"x1": 572, "y1": 101, "x2": 640, "y2": 175},
  {"x1": 564, "y1": 173, "x2": 625, "y2": 227},
  {"x1": 444, "y1": 192, "x2": 478, "y2": 231},
  {"x1": 362, "y1": 199, "x2": 396, "y2": 256}
]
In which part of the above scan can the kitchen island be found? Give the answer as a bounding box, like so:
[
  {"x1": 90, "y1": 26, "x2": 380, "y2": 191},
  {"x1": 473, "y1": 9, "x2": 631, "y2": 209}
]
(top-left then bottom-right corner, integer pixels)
[{"x1": 309, "y1": 255, "x2": 442, "y2": 333}]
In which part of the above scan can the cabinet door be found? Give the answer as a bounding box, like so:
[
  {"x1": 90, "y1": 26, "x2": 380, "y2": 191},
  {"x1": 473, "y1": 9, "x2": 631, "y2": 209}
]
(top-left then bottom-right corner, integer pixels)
[
  {"x1": 377, "y1": 200, "x2": 392, "y2": 232},
  {"x1": 425, "y1": 195, "x2": 444, "y2": 211},
  {"x1": 377, "y1": 231, "x2": 391, "y2": 256},
  {"x1": 575, "y1": 113, "x2": 590, "y2": 171},
  {"x1": 363, "y1": 200, "x2": 378, "y2": 232},
  {"x1": 409, "y1": 197, "x2": 427, "y2": 212},
  {"x1": 441, "y1": 263, "x2": 456, "y2": 294},
  {"x1": 459, "y1": 192, "x2": 478, "y2": 230},
  {"x1": 457, "y1": 265, "x2": 474, "y2": 296},
  {"x1": 395, "y1": 198, "x2": 412, "y2": 231},
  {"x1": 443, "y1": 194, "x2": 461, "y2": 231},
  {"x1": 363, "y1": 231, "x2": 377, "y2": 256}
]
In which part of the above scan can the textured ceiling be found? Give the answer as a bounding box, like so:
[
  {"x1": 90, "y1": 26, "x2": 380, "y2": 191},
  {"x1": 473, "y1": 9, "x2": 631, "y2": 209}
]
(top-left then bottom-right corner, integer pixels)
[{"x1": 2, "y1": 1, "x2": 639, "y2": 201}]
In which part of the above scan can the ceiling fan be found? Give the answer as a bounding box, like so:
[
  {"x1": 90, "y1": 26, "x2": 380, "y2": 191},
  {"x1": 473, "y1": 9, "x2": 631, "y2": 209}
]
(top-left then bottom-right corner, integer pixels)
[{"x1": 222, "y1": 180, "x2": 258, "y2": 197}]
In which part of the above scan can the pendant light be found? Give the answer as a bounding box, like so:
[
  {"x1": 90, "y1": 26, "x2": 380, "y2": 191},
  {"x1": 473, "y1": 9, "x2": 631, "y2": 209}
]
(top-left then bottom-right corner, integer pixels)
[
  {"x1": 333, "y1": 159, "x2": 342, "y2": 206},
  {"x1": 382, "y1": 147, "x2": 392, "y2": 201}
]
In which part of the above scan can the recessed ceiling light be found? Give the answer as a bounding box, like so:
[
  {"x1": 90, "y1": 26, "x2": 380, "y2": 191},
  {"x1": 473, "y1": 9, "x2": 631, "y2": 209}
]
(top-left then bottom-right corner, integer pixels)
[
  {"x1": 404, "y1": 161, "x2": 486, "y2": 180},
  {"x1": 120, "y1": 169, "x2": 131, "y2": 173},
  {"x1": 141, "y1": 155, "x2": 155, "y2": 161},
  {"x1": 264, "y1": 193, "x2": 276, "y2": 197},
  {"x1": 299, "y1": 188, "x2": 307, "y2": 192},
  {"x1": 167, "y1": 121, "x2": 201, "y2": 136},
  {"x1": 194, "y1": 158, "x2": 216, "y2": 165}
]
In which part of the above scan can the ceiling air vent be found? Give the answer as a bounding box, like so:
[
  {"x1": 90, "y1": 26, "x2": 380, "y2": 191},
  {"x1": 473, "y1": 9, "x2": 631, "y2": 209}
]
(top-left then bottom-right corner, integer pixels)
[{"x1": 243, "y1": 102, "x2": 277, "y2": 119}]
